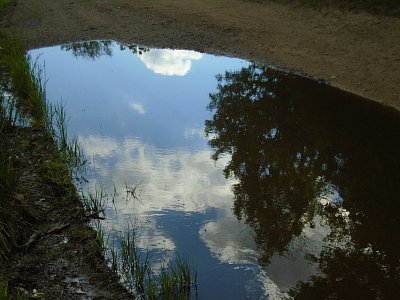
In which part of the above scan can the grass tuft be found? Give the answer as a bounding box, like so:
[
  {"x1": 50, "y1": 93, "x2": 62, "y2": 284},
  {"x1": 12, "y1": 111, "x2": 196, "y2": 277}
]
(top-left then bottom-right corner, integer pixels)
[
  {"x1": 0, "y1": 30, "x2": 84, "y2": 262},
  {"x1": 80, "y1": 185, "x2": 108, "y2": 215},
  {"x1": 0, "y1": 0, "x2": 13, "y2": 8},
  {"x1": 0, "y1": 30, "x2": 47, "y2": 125},
  {"x1": 0, "y1": 277, "x2": 28, "y2": 300},
  {"x1": 104, "y1": 223, "x2": 198, "y2": 299}
]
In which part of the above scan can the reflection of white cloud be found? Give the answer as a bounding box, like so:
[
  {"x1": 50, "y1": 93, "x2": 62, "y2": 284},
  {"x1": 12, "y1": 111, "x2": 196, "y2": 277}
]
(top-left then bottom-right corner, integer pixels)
[
  {"x1": 184, "y1": 126, "x2": 206, "y2": 139},
  {"x1": 80, "y1": 134, "x2": 236, "y2": 263},
  {"x1": 139, "y1": 49, "x2": 203, "y2": 76},
  {"x1": 258, "y1": 272, "x2": 292, "y2": 300},
  {"x1": 200, "y1": 216, "x2": 258, "y2": 265},
  {"x1": 79, "y1": 134, "x2": 235, "y2": 214},
  {"x1": 129, "y1": 101, "x2": 146, "y2": 114},
  {"x1": 199, "y1": 216, "x2": 293, "y2": 299},
  {"x1": 79, "y1": 136, "x2": 118, "y2": 158},
  {"x1": 80, "y1": 134, "x2": 328, "y2": 298}
]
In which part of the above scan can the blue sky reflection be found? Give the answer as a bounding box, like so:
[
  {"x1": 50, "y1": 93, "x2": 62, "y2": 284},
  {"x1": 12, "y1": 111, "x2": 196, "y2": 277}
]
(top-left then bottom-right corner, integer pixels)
[{"x1": 28, "y1": 42, "x2": 335, "y2": 299}]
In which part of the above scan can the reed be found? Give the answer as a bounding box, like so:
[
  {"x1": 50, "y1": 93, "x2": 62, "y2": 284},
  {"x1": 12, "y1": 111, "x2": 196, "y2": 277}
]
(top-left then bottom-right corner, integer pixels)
[
  {"x1": 0, "y1": 31, "x2": 47, "y2": 125},
  {"x1": 80, "y1": 185, "x2": 107, "y2": 215},
  {"x1": 46, "y1": 102, "x2": 85, "y2": 178},
  {"x1": 107, "y1": 223, "x2": 198, "y2": 299}
]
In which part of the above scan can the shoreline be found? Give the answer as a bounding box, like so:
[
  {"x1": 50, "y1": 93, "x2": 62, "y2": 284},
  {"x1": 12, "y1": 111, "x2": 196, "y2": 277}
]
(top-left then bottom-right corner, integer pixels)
[
  {"x1": 0, "y1": 30, "x2": 133, "y2": 298},
  {"x1": 0, "y1": 126, "x2": 132, "y2": 299},
  {"x1": 1, "y1": 0, "x2": 400, "y2": 110}
]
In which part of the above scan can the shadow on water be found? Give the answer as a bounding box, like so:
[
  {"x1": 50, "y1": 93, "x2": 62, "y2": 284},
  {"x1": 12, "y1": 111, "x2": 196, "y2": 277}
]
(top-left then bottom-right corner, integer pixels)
[{"x1": 205, "y1": 64, "x2": 400, "y2": 299}]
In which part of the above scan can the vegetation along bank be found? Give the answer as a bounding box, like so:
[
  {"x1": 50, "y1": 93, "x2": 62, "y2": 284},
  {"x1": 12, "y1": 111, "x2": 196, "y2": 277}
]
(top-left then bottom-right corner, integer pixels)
[{"x1": 0, "y1": 29, "x2": 198, "y2": 299}]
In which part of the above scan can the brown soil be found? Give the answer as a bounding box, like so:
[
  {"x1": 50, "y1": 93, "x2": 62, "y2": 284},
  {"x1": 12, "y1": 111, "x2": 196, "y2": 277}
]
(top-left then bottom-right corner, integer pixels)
[
  {"x1": 1, "y1": 0, "x2": 400, "y2": 110},
  {"x1": 0, "y1": 127, "x2": 131, "y2": 299},
  {"x1": 1, "y1": 1, "x2": 399, "y2": 298}
]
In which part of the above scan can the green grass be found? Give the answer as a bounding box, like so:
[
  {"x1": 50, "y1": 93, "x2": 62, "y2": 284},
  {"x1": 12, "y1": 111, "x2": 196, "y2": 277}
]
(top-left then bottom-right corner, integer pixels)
[
  {"x1": 0, "y1": 30, "x2": 47, "y2": 125},
  {"x1": 0, "y1": 278, "x2": 28, "y2": 300},
  {"x1": 0, "y1": 29, "x2": 198, "y2": 299},
  {"x1": 0, "y1": 0, "x2": 13, "y2": 7},
  {"x1": 80, "y1": 185, "x2": 108, "y2": 215},
  {"x1": 106, "y1": 223, "x2": 198, "y2": 299},
  {"x1": 46, "y1": 102, "x2": 85, "y2": 177},
  {"x1": 0, "y1": 30, "x2": 83, "y2": 262},
  {"x1": 0, "y1": 80, "x2": 21, "y2": 262}
]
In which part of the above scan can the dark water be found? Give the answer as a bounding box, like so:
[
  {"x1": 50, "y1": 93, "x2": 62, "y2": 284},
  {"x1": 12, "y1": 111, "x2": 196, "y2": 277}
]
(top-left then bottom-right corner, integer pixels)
[{"x1": 29, "y1": 41, "x2": 400, "y2": 299}]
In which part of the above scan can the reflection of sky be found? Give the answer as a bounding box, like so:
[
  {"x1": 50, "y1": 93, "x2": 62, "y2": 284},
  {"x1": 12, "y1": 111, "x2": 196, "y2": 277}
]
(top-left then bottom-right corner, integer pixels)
[
  {"x1": 138, "y1": 49, "x2": 203, "y2": 76},
  {"x1": 29, "y1": 43, "x2": 332, "y2": 299},
  {"x1": 29, "y1": 43, "x2": 247, "y2": 150}
]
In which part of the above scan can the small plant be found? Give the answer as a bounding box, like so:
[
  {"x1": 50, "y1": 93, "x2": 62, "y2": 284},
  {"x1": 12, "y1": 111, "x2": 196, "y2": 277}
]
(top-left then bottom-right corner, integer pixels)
[
  {"x1": 0, "y1": 0, "x2": 13, "y2": 8},
  {"x1": 0, "y1": 87, "x2": 20, "y2": 131},
  {"x1": 0, "y1": 278, "x2": 28, "y2": 300},
  {"x1": 0, "y1": 32, "x2": 47, "y2": 125},
  {"x1": 158, "y1": 255, "x2": 198, "y2": 299},
  {"x1": 47, "y1": 102, "x2": 85, "y2": 178},
  {"x1": 93, "y1": 220, "x2": 108, "y2": 256},
  {"x1": 0, "y1": 30, "x2": 84, "y2": 264},
  {"x1": 0, "y1": 279, "x2": 9, "y2": 300},
  {"x1": 106, "y1": 223, "x2": 198, "y2": 299},
  {"x1": 80, "y1": 185, "x2": 108, "y2": 215}
]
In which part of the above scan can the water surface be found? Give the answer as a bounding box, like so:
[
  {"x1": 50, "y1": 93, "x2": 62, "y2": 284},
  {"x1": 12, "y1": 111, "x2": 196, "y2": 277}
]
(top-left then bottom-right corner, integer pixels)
[{"x1": 29, "y1": 41, "x2": 400, "y2": 299}]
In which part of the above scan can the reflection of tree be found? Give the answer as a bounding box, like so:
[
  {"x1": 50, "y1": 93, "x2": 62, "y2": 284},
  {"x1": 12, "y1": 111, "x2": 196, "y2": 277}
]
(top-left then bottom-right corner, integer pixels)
[
  {"x1": 61, "y1": 40, "x2": 113, "y2": 59},
  {"x1": 206, "y1": 64, "x2": 400, "y2": 297},
  {"x1": 205, "y1": 64, "x2": 341, "y2": 263},
  {"x1": 61, "y1": 40, "x2": 149, "y2": 59},
  {"x1": 118, "y1": 43, "x2": 149, "y2": 55},
  {"x1": 292, "y1": 245, "x2": 400, "y2": 299}
]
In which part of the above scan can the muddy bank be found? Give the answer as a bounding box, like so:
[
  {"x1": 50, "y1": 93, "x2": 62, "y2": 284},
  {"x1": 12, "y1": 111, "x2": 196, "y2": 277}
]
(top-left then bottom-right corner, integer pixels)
[
  {"x1": 1, "y1": 0, "x2": 400, "y2": 110},
  {"x1": 0, "y1": 126, "x2": 131, "y2": 299}
]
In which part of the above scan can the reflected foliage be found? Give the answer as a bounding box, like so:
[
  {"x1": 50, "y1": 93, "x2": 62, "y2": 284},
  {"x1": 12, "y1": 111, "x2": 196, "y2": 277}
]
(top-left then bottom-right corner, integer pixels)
[
  {"x1": 206, "y1": 64, "x2": 400, "y2": 298},
  {"x1": 61, "y1": 40, "x2": 149, "y2": 59},
  {"x1": 61, "y1": 40, "x2": 113, "y2": 59}
]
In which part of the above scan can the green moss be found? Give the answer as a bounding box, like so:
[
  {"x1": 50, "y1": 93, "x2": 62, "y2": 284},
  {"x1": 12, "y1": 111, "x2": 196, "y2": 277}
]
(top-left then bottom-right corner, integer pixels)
[{"x1": 0, "y1": 0, "x2": 13, "y2": 8}]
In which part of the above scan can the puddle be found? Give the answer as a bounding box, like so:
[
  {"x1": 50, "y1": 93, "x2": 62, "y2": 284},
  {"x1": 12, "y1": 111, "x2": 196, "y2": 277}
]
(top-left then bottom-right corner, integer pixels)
[{"x1": 29, "y1": 41, "x2": 400, "y2": 299}]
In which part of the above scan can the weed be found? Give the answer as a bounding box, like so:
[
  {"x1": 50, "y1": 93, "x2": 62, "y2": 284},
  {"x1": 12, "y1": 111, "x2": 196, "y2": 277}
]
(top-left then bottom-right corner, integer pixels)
[
  {"x1": 109, "y1": 236, "x2": 119, "y2": 273},
  {"x1": 0, "y1": 278, "x2": 28, "y2": 300},
  {"x1": 0, "y1": 279, "x2": 9, "y2": 300},
  {"x1": 80, "y1": 185, "x2": 107, "y2": 214},
  {"x1": 46, "y1": 102, "x2": 85, "y2": 178},
  {"x1": 93, "y1": 220, "x2": 108, "y2": 256},
  {"x1": 0, "y1": 0, "x2": 13, "y2": 8},
  {"x1": 106, "y1": 223, "x2": 198, "y2": 299},
  {"x1": 0, "y1": 30, "x2": 198, "y2": 299},
  {"x1": 0, "y1": 31, "x2": 47, "y2": 124},
  {"x1": 0, "y1": 87, "x2": 20, "y2": 261},
  {"x1": 159, "y1": 255, "x2": 198, "y2": 299},
  {"x1": 0, "y1": 30, "x2": 84, "y2": 263},
  {"x1": 0, "y1": 86, "x2": 20, "y2": 131}
]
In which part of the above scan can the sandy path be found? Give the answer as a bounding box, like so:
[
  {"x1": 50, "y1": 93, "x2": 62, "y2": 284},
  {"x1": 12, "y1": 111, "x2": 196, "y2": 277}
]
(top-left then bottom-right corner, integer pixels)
[{"x1": 2, "y1": 0, "x2": 400, "y2": 109}]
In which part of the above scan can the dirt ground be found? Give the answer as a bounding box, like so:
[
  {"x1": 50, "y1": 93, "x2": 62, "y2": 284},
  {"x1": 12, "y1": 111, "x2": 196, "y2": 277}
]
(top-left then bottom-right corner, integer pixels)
[
  {"x1": 0, "y1": 127, "x2": 131, "y2": 299},
  {"x1": 1, "y1": 0, "x2": 399, "y2": 110}
]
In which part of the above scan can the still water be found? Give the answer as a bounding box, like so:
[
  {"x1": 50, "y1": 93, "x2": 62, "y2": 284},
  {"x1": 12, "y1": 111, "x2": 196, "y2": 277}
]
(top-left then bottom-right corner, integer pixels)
[{"x1": 29, "y1": 41, "x2": 400, "y2": 299}]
